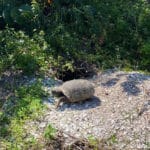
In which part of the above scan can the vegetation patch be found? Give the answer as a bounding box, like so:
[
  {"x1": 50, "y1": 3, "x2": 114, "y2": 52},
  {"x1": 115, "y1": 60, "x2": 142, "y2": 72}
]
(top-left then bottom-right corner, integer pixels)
[
  {"x1": 0, "y1": 0, "x2": 150, "y2": 80},
  {"x1": 0, "y1": 81, "x2": 46, "y2": 149}
]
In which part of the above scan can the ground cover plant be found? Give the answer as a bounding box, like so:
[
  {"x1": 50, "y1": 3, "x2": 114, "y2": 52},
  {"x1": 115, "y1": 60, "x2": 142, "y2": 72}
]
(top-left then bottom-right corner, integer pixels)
[{"x1": 0, "y1": 81, "x2": 47, "y2": 149}]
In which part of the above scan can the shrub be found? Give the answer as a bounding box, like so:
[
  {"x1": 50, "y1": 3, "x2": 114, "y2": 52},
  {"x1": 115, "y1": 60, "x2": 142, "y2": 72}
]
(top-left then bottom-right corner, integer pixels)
[
  {"x1": 0, "y1": 28, "x2": 46, "y2": 75},
  {"x1": 0, "y1": 0, "x2": 41, "y2": 32},
  {"x1": 0, "y1": 0, "x2": 150, "y2": 77},
  {"x1": 42, "y1": 0, "x2": 150, "y2": 73},
  {"x1": 140, "y1": 41, "x2": 150, "y2": 71}
]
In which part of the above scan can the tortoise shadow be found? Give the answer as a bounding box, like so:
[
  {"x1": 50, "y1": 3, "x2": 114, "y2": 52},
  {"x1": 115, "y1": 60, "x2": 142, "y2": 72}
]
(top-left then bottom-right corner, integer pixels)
[{"x1": 58, "y1": 96, "x2": 101, "y2": 111}]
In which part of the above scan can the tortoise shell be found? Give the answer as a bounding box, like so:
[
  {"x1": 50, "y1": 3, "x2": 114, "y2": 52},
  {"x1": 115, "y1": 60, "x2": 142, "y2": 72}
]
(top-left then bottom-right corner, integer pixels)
[{"x1": 52, "y1": 79, "x2": 95, "y2": 102}]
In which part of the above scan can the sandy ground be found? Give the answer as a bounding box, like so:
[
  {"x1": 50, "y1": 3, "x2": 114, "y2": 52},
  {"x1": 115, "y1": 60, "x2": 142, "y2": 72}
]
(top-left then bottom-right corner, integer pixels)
[{"x1": 25, "y1": 70, "x2": 150, "y2": 149}]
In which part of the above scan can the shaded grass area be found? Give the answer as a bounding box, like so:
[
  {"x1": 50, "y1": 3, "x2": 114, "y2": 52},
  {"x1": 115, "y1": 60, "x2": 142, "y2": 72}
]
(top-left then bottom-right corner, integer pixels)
[{"x1": 0, "y1": 74, "x2": 47, "y2": 149}]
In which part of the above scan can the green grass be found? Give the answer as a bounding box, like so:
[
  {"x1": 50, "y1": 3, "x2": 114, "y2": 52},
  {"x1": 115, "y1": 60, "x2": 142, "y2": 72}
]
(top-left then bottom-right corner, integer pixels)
[
  {"x1": 0, "y1": 81, "x2": 48, "y2": 149},
  {"x1": 44, "y1": 124, "x2": 57, "y2": 140},
  {"x1": 88, "y1": 135, "x2": 99, "y2": 150}
]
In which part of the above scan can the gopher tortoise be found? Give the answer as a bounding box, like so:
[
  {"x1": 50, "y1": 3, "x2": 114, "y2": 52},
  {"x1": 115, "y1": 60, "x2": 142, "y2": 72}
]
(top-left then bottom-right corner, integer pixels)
[{"x1": 52, "y1": 79, "x2": 95, "y2": 108}]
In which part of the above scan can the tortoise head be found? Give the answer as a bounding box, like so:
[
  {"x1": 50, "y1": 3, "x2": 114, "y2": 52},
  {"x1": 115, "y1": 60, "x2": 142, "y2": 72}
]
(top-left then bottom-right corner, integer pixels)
[{"x1": 51, "y1": 87, "x2": 64, "y2": 97}]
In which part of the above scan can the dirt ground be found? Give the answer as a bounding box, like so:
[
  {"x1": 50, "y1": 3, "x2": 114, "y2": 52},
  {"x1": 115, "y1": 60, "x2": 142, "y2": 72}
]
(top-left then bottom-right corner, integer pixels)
[
  {"x1": 1, "y1": 69, "x2": 150, "y2": 149},
  {"x1": 25, "y1": 69, "x2": 150, "y2": 150}
]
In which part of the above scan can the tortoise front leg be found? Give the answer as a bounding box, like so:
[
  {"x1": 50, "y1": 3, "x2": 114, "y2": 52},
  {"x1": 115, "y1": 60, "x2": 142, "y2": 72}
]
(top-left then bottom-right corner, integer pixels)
[{"x1": 55, "y1": 96, "x2": 67, "y2": 109}]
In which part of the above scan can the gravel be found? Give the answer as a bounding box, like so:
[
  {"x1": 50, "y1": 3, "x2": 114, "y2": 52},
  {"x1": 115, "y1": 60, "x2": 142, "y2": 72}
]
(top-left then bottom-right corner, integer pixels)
[{"x1": 26, "y1": 69, "x2": 150, "y2": 149}]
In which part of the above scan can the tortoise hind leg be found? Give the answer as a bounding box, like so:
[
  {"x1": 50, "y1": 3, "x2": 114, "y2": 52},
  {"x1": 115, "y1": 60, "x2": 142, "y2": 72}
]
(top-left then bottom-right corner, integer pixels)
[{"x1": 55, "y1": 96, "x2": 67, "y2": 109}]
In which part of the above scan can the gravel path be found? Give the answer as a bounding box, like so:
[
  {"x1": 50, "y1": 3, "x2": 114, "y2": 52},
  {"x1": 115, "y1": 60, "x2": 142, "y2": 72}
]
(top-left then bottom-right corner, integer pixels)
[{"x1": 27, "y1": 70, "x2": 150, "y2": 149}]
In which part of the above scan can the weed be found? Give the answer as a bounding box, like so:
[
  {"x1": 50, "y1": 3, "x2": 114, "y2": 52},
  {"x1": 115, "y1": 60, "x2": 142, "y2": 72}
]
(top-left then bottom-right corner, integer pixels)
[
  {"x1": 108, "y1": 134, "x2": 118, "y2": 144},
  {"x1": 44, "y1": 124, "x2": 57, "y2": 140},
  {"x1": 88, "y1": 135, "x2": 100, "y2": 150}
]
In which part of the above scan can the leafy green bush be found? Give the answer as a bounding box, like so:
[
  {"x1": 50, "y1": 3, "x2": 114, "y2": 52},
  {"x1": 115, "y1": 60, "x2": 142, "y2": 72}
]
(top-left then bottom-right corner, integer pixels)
[
  {"x1": 0, "y1": 0, "x2": 150, "y2": 77},
  {"x1": 0, "y1": 0, "x2": 41, "y2": 32},
  {"x1": 138, "y1": 6, "x2": 150, "y2": 39},
  {"x1": 0, "y1": 28, "x2": 46, "y2": 75},
  {"x1": 42, "y1": 0, "x2": 150, "y2": 72},
  {"x1": 140, "y1": 41, "x2": 150, "y2": 70}
]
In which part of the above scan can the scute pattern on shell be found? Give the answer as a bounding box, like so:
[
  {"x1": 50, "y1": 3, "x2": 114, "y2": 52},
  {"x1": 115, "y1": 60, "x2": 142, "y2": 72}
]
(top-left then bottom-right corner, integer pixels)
[{"x1": 61, "y1": 79, "x2": 94, "y2": 102}]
